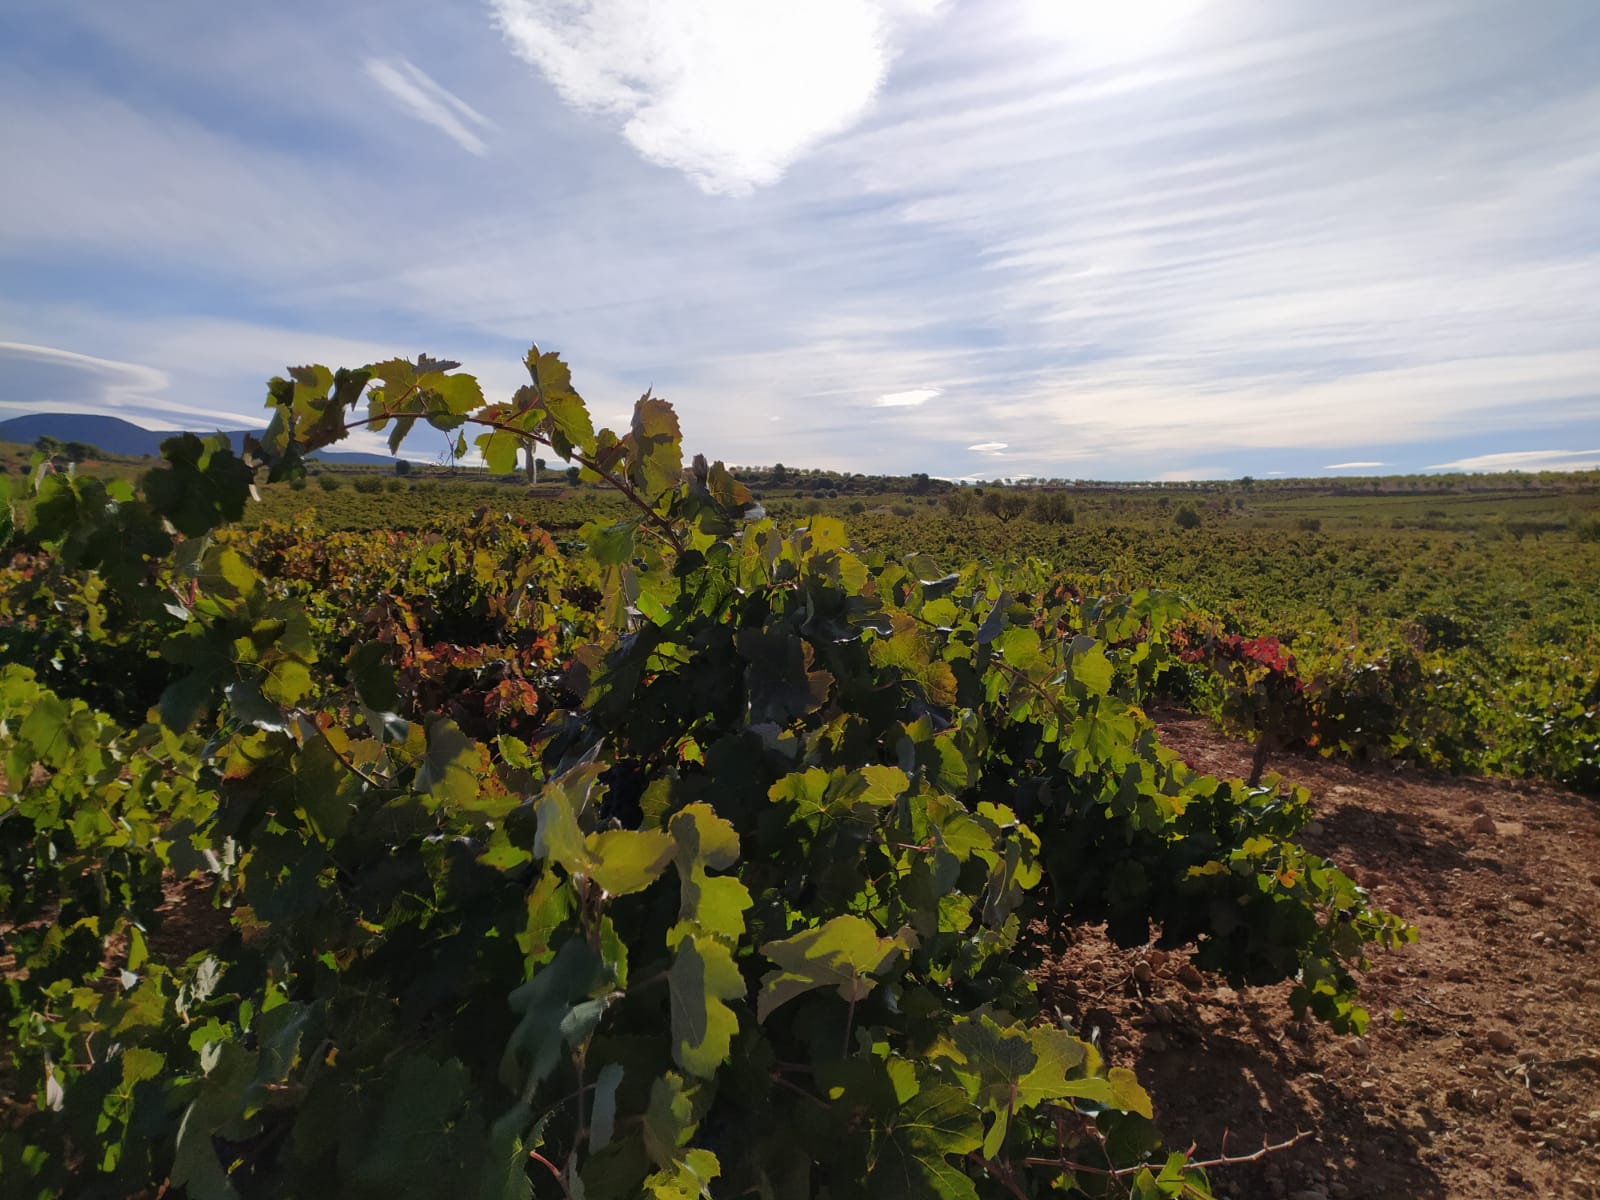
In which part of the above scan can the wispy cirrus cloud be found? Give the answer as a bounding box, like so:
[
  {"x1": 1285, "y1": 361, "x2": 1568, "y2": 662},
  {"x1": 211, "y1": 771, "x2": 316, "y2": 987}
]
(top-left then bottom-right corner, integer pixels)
[
  {"x1": 364, "y1": 57, "x2": 493, "y2": 156},
  {"x1": 1429, "y1": 449, "x2": 1600, "y2": 472},
  {"x1": 1325, "y1": 461, "x2": 1387, "y2": 469}
]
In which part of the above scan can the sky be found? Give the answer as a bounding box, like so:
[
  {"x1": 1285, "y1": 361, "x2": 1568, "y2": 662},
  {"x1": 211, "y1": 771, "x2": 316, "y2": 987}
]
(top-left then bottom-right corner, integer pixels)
[{"x1": 0, "y1": 0, "x2": 1596, "y2": 480}]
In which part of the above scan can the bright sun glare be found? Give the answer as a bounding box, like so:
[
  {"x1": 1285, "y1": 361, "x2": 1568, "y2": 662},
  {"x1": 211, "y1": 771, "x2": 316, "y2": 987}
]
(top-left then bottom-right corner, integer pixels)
[{"x1": 1022, "y1": 0, "x2": 1208, "y2": 57}]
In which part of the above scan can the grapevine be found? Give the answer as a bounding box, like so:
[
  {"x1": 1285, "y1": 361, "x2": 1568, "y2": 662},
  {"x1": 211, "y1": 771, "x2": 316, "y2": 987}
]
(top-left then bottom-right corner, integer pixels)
[{"x1": 0, "y1": 346, "x2": 1413, "y2": 1198}]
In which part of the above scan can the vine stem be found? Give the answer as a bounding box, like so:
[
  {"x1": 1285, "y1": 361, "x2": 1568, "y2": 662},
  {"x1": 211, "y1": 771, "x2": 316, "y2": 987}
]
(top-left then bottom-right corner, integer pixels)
[
  {"x1": 323, "y1": 405, "x2": 687, "y2": 557},
  {"x1": 294, "y1": 710, "x2": 389, "y2": 790},
  {"x1": 966, "y1": 1154, "x2": 1031, "y2": 1200},
  {"x1": 528, "y1": 1150, "x2": 572, "y2": 1199},
  {"x1": 769, "y1": 1071, "x2": 831, "y2": 1111},
  {"x1": 1019, "y1": 1128, "x2": 1311, "y2": 1176}
]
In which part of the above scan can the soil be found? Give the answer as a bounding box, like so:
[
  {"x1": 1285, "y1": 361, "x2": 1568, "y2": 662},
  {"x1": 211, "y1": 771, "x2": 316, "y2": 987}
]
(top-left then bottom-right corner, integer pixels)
[{"x1": 1033, "y1": 706, "x2": 1600, "y2": 1200}]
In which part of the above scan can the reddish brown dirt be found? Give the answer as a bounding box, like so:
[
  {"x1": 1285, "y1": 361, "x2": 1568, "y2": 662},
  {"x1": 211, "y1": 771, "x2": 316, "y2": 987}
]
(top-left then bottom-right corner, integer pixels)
[{"x1": 1034, "y1": 707, "x2": 1600, "y2": 1200}]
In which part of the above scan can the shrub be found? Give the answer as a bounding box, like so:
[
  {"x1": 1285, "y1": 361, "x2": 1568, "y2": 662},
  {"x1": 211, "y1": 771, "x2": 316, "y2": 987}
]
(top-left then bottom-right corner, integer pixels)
[
  {"x1": 943, "y1": 490, "x2": 974, "y2": 518},
  {"x1": 1029, "y1": 492, "x2": 1075, "y2": 524},
  {"x1": 1174, "y1": 506, "x2": 1201, "y2": 529}
]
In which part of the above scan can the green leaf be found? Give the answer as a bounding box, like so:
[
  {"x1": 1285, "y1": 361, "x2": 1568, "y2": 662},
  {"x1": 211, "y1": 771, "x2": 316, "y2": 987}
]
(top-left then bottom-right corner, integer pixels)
[
  {"x1": 349, "y1": 640, "x2": 399, "y2": 712},
  {"x1": 525, "y1": 347, "x2": 596, "y2": 459},
  {"x1": 587, "y1": 828, "x2": 676, "y2": 898},
  {"x1": 1015, "y1": 1026, "x2": 1093, "y2": 1108},
  {"x1": 416, "y1": 717, "x2": 481, "y2": 809},
  {"x1": 642, "y1": 1073, "x2": 698, "y2": 1170},
  {"x1": 1057, "y1": 1066, "x2": 1154, "y2": 1120},
  {"x1": 628, "y1": 397, "x2": 682, "y2": 497},
  {"x1": 501, "y1": 939, "x2": 607, "y2": 1093},
  {"x1": 120, "y1": 1047, "x2": 165, "y2": 1086},
  {"x1": 642, "y1": 1149, "x2": 720, "y2": 1200},
  {"x1": 937, "y1": 1016, "x2": 1038, "y2": 1157},
  {"x1": 668, "y1": 934, "x2": 745, "y2": 1078},
  {"x1": 260, "y1": 655, "x2": 314, "y2": 707},
  {"x1": 590, "y1": 1063, "x2": 625, "y2": 1151},
  {"x1": 143, "y1": 433, "x2": 256, "y2": 538},
  {"x1": 868, "y1": 1080, "x2": 982, "y2": 1200},
  {"x1": 757, "y1": 915, "x2": 906, "y2": 1021},
  {"x1": 477, "y1": 429, "x2": 523, "y2": 475},
  {"x1": 426, "y1": 370, "x2": 484, "y2": 417},
  {"x1": 535, "y1": 770, "x2": 674, "y2": 896},
  {"x1": 735, "y1": 630, "x2": 834, "y2": 725},
  {"x1": 1067, "y1": 635, "x2": 1114, "y2": 696},
  {"x1": 669, "y1": 804, "x2": 751, "y2": 944}
]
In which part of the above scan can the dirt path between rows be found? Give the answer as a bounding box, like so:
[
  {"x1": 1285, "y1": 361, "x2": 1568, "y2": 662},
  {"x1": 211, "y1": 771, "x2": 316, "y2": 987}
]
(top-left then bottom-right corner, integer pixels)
[{"x1": 1035, "y1": 707, "x2": 1600, "y2": 1200}]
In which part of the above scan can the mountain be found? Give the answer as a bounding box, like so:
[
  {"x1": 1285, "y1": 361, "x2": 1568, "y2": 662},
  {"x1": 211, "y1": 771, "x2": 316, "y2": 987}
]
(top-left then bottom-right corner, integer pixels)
[{"x1": 0, "y1": 413, "x2": 403, "y2": 466}]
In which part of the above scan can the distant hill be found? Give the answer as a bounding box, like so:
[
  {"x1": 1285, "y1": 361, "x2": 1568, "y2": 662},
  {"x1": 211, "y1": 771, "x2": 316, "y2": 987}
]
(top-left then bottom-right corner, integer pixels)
[{"x1": 0, "y1": 413, "x2": 402, "y2": 467}]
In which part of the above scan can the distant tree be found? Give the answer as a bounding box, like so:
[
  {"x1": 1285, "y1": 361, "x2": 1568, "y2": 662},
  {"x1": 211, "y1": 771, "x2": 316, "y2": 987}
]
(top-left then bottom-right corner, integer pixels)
[
  {"x1": 566, "y1": 466, "x2": 581, "y2": 486},
  {"x1": 771, "y1": 462, "x2": 789, "y2": 484},
  {"x1": 1028, "y1": 492, "x2": 1075, "y2": 524},
  {"x1": 1173, "y1": 505, "x2": 1201, "y2": 530},
  {"x1": 943, "y1": 490, "x2": 974, "y2": 518},
  {"x1": 982, "y1": 491, "x2": 1028, "y2": 523},
  {"x1": 394, "y1": 459, "x2": 412, "y2": 476},
  {"x1": 64, "y1": 441, "x2": 99, "y2": 463},
  {"x1": 34, "y1": 435, "x2": 61, "y2": 457},
  {"x1": 909, "y1": 472, "x2": 931, "y2": 495}
]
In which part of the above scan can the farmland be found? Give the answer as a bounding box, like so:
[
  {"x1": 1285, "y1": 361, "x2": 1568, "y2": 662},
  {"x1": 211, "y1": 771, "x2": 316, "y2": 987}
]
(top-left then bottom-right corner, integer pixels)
[{"x1": 0, "y1": 357, "x2": 1596, "y2": 1199}]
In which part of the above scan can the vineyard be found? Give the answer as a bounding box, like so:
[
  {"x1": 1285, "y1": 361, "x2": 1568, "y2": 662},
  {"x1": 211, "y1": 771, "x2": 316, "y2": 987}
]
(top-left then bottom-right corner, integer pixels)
[{"x1": 0, "y1": 347, "x2": 1593, "y2": 1198}]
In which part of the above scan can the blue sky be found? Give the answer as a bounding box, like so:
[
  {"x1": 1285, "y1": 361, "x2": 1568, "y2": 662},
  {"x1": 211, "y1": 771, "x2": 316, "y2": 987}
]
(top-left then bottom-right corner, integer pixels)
[{"x1": 1, "y1": 0, "x2": 1596, "y2": 479}]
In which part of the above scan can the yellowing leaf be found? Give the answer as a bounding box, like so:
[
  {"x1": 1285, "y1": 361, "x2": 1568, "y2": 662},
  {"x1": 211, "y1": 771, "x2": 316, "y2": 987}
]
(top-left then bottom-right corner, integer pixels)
[
  {"x1": 587, "y1": 828, "x2": 676, "y2": 897},
  {"x1": 668, "y1": 934, "x2": 745, "y2": 1078},
  {"x1": 757, "y1": 915, "x2": 906, "y2": 1022}
]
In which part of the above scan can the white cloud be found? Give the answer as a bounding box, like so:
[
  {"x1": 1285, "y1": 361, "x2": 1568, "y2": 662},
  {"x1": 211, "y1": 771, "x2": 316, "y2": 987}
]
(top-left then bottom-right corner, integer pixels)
[
  {"x1": 490, "y1": 0, "x2": 923, "y2": 193},
  {"x1": 968, "y1": 441, "x2": 1007, "y2": 452},
  {"x1": 1325, "y1": 461, "x2": 1387, "y2": 469},
  {"x1": 1428, "y1": 448, "x2": 1600, "y2": 472},
  {"x1": 364, "y1": 58, "x2": 493, "y2": 156},
  {"x1": 876, "y1": 387, "x2": 940, "y2": 407},
  {"x1": 1159, "y1": 466, "x2": 1234, "y2": 481}
]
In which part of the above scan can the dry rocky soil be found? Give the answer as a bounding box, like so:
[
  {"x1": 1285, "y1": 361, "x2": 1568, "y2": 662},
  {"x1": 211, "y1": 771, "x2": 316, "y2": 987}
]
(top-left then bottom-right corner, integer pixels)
[{"x1": 1035, "y1": 707, "x2": 1600, "y2": 1200}]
